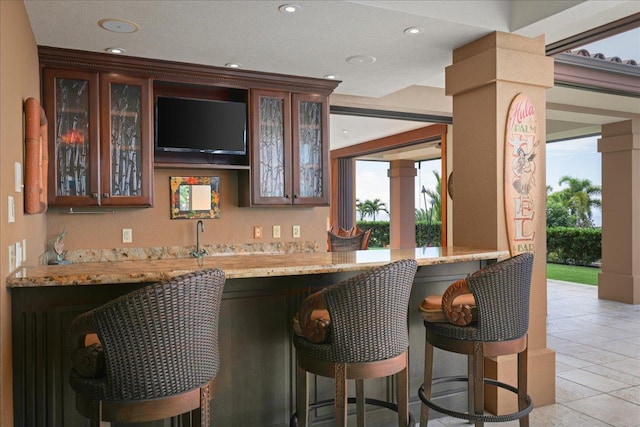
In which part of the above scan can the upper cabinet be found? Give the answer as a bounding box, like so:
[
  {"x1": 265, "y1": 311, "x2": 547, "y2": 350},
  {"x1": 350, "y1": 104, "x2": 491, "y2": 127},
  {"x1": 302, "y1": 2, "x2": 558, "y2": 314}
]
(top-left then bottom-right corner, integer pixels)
[
  {"x1": 44, "y1": 69, "x2": 153, "y2": 207},
  {"x1": 242, "y1": 89, "x2": 329, "y2": 206},
  {"x1": 39, "y1": 47, "x2": 339, "y2": 209}
]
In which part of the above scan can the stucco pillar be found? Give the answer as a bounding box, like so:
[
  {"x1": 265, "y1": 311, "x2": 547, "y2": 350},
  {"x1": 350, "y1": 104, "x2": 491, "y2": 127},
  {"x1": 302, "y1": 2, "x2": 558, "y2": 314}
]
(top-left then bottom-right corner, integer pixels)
[
  {"x1": 446, "y1": 32, "x2": 555, "y2": 411},
  {"x1": 388, "y1": 160, "x2": 416, "y2": 249},
  {"x1": 598, "y1": 120, "x2": 640, "y2": 304}
]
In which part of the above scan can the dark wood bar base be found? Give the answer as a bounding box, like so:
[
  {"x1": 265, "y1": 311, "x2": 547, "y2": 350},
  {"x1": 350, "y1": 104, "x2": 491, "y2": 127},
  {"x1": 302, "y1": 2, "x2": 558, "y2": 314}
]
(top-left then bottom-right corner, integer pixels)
[{"x1": 12, "y1": 260, "x2": 488, "y2": 426}]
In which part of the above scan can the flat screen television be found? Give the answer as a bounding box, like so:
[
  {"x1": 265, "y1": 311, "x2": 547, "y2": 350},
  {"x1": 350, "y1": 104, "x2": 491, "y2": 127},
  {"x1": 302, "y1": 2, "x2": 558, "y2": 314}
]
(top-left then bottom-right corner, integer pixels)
[{"x1": 155, "y1": 96, "x2": 247, "y2": 155}]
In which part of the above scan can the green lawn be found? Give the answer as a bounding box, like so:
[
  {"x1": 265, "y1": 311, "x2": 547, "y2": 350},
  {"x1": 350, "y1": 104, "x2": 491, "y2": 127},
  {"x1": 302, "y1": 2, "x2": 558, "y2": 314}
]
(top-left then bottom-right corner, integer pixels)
[{"x1": 546, "y1": 263, "x2": 600, "y2": 286}]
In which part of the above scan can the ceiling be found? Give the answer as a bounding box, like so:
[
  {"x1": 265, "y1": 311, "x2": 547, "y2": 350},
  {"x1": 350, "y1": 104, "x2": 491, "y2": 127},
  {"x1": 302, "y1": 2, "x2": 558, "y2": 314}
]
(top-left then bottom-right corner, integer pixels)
[{"x1": 23, "y1": 0, "x2": 640, "y2": 155}]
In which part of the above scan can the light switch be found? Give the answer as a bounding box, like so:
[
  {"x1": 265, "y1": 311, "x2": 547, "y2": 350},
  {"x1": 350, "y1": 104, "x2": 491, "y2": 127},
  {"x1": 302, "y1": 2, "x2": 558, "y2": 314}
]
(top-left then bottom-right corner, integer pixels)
[
  {"x1": 15, "y1": 162, "x2": 22, "y2": 193},
  {"x1": 15, "y1": 241, "x2": 22, "y2": 268},
  {"x1": 8, "y1": 196, "x2": 15, "y2": 223},
  {"x1": 8, "y1": 244, "x2": 15, "y2": 272},
  {"x1": 22, "y1": 238, "x2": 27, "y2": 262},
  {"x1": 273, "y1": 225, "x2": 281, "y2": 238}
]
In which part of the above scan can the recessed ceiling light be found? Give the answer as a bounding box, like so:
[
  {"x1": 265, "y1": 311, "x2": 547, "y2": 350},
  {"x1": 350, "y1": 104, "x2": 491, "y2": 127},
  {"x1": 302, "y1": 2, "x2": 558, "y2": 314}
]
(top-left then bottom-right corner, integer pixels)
[
  {"x1": 403, "y1": 27, "x2": 424, "y2": 35},
  {"x1": 105, "y1": 47, "x2": 126, "y2": 54},
  {"x1": 279, "y1": 4, "x2": 301, "y2": 13},
  {"x1": 345, "y1": 55, "x2": 376, "y2": 65},
  {"x1": 225, "y1": 63, "x2": 242, "y2": 68},
  {"x1": 324, "y1": 74, "x2": 338, "y2": 80},
  {"x1": 98, "y1": 18, "x2": 139, "y2": 33}
]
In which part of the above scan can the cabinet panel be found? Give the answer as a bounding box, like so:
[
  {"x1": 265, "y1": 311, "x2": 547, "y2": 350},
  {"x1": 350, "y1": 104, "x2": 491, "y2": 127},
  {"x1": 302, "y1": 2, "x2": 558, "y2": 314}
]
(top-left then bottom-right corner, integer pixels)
[
  {"x1": 45, "y1": 69, "x2": 100, "y2": 206},
  {"x1": 44, "y1": 69, "x2": 153, "y2": 207},
  {"x1": 292, "y1": 94, "x2": 329, "y2": 205},
  {"x1": 100, "y1": 74, "x2": 153, "y2": 206},
  {"x1": 249, "y1": 89, "x2": 292, "y2": 205},
  {"x1": 245, "y1": 90, "x2": 329, "y2": 206}
]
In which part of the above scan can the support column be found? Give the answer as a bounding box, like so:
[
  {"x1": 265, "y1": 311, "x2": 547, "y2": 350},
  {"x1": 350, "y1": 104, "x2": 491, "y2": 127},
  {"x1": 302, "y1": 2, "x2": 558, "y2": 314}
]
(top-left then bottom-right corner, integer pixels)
[
  {"x1": 598, "y1": 120, "x2": 640, "y2": 304},
  {"x1": 388, "y1": 160, "x2": 416, "y2": 249},
  {"x1": 446, "y1": 32, "x2": 555, "y2": 411}
]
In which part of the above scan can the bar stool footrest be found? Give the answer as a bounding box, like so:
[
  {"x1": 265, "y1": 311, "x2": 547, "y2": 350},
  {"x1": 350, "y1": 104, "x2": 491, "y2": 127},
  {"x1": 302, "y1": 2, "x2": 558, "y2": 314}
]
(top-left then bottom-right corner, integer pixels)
[
  {"x1": 290, "y1": 397, "x2": 416, "y2": 427},
  {"x1": 418, "y1": 376, "x2": 532, "y2": 423}
]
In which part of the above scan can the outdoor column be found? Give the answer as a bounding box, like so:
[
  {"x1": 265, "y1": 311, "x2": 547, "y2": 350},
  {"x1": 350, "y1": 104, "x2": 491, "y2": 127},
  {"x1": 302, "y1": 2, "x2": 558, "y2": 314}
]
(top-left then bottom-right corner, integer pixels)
[
  {"x1": 446, "y1": 32, "x2": 555, "y2": 411},
  {"x1": 598, "y1": 119, "x2": 640, "y2": 304},
  {"x1": 388, "y1": 159, "x2": 416, "y2": 249}
]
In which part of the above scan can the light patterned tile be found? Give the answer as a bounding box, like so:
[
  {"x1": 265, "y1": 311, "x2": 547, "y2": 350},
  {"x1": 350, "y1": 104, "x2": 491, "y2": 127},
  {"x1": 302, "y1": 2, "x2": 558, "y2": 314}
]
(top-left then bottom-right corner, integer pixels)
[
  {"x1": 528, "y1": 403, "x2": 611, "y2": 427},
  {"x1": 583, "y1": 364, "x2": 640, "y2": 386},
  {"x1": 557, "y1": 369, "x2": 629, "y2": 393},
  {"x1": 565, "y1": 394, "x2": 640, "y2": 427},
  {"x1": 610, "y1": 385, "x2": 640, "y2": 406},
  {"x1": 555, "y1": 377, "x2": 601, "y2": 403}
]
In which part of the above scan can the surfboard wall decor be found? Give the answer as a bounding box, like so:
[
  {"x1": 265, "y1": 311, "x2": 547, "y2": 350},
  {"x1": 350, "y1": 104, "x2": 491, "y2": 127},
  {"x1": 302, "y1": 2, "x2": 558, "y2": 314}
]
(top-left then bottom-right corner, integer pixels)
[{"x1": 504, "y1": 93, "x2": 539, "y2": 256}]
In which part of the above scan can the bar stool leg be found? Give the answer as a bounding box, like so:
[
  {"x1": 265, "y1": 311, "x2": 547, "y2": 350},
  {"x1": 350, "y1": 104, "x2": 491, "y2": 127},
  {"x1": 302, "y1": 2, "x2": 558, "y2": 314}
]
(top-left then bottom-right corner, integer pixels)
[
  {"x1": 356, "y1": 379, "x2": 365, "y2": 427},
  {"x1": 472, "y1": 342, "x2": 484, "y2": 427},
  {"x1": 518, "y1": 344, "x2": 529, "y2": 427},
  {"x1": 421, "y1": 332, "x2": 434, "y2": 427},
  {"x1": 296, "y1": 365, "x2": 309, "y2": 427},
  {"x1": 397, "y1": 355, "x2": 409, "y2": 427},
  {"x1": 467, "y1": 355, "x2": 474, "y2": 425},
  {"x1": 335, "y1": 363, "x2": 348, "y2": 426}
]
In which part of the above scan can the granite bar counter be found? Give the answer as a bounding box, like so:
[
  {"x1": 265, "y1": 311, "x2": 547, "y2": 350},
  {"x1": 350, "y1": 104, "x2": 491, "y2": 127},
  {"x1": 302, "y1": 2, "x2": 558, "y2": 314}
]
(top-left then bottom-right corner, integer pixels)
[
  {"x1": 9, "y1": 247, "x2": 507, "y2": 427},
  {"x1": 7, "y1": 246, "x2": 507, "y2": 287}
]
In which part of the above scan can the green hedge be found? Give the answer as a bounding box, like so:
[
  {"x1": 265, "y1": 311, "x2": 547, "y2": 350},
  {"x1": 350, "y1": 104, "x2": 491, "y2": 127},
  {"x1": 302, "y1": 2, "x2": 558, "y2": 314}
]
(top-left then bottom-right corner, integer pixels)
[
  {"x1": 547, "y1": 226, "x2": 601, "y2": 266},
  {"x1": 356, "y1": 221, "x2": 441, "y2": 248},
  {"x1": 356, "y1": 222, "x2": 602, "y2": 267}
]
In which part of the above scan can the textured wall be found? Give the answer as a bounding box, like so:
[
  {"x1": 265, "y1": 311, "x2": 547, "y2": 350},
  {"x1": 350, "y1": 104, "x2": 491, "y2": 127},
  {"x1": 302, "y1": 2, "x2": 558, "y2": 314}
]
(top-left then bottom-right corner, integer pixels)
[{"x1": 0, "y1": 2, "x2": 44, "y2": 424}]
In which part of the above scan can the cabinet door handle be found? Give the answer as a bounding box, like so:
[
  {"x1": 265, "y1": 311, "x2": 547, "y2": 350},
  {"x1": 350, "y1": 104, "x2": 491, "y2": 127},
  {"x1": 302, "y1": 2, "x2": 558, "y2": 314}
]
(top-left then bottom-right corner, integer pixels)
[
  {"x1": 102, "y1": 193, "x2": 110, "y2": 198},
  {"x1": 285, "y1": 194, "x2": 290, "y2": 199},
  {"x1": 293, "y1": 194, "x2": 298, "y2": 199}
]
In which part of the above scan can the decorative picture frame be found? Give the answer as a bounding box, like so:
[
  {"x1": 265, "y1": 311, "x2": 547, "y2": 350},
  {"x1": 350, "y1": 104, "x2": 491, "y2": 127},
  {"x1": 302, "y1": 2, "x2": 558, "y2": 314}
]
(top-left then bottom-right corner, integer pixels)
[{"x1": 170, "y1": 176, "x2": 220, "y2": 219}]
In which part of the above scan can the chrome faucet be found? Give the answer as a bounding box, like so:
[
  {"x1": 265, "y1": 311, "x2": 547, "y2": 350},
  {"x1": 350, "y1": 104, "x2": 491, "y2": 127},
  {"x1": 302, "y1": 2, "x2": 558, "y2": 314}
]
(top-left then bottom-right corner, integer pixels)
[{"x1": 191, "y1": 220, "x2": 207, "y2": 258}]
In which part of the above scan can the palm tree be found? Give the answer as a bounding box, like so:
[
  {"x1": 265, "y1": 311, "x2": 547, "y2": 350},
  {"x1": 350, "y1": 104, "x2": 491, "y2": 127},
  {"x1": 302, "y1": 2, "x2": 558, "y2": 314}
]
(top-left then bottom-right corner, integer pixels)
[
  {"x1": 555, "y1": 176, "x2": 601, "y2": 227},
  {"x1": 421, "y1": 171, "x2": 442, "y2": 221},
  {"x1": 362, "y1": 198, "x2": 388, "y2": 221},
  {"x1": 355, "y1": 199, "x2": 368, "y2": 221}
]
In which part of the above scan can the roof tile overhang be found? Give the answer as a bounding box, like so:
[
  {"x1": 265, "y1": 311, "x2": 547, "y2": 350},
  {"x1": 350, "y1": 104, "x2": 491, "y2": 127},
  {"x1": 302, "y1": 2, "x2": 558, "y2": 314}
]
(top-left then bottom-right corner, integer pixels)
[{"x1": 554, "y1": 53, "x2": 640, "y2": 97}]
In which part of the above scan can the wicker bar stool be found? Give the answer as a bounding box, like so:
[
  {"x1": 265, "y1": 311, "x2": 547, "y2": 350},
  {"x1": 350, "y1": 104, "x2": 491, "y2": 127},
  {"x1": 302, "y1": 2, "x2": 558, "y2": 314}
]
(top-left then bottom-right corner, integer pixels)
[
  {"x1": 327, "y1": 226, "x2": 372, "y2": 251},
  {"x1": 418, "y1": 253, "x2": 534, "y2": 427},
  {"x1": 67, "y1": 269, "x2": 226, "y2": 427},
  {"x1": 291, "y1": 259, "x2": 418, "y2": 427}
]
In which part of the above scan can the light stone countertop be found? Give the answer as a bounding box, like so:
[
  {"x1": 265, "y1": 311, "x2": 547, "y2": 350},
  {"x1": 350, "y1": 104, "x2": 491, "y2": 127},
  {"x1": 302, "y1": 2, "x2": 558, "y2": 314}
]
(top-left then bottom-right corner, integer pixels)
[{"x1": 7, "y1": 247, "x2": 509, "y2": 288}]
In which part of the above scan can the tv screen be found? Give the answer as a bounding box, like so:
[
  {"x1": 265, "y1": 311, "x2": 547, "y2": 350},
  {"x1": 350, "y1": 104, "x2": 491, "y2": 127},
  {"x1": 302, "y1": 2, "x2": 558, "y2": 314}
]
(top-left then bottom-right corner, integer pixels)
[{"x1": 155, "y1": 96, "x2": 247, "y2": 155}]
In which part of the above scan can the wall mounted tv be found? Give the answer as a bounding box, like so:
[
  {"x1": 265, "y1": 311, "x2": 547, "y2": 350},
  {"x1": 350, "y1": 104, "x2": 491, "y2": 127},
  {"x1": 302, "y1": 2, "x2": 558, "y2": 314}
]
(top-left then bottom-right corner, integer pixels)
[{"x1": 155, "y1": 95, "x2": 247, "y2": 156}]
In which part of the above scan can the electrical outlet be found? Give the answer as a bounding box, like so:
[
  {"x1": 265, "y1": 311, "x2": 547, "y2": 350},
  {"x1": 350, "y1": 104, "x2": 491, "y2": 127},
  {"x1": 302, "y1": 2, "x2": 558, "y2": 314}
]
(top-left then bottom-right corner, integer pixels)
[
  {"x1": 293, "y1": 225, "x2": 301, "y2": 238},
  {"x1": 122, "y1": 228, "x2": 132, "y2": 243},
  {"x1": 254, "y1": 225, "x2": 263, "y2": 239},
  {"x1": 273, "y1": 225, "x2": 281, "y2": 238}
]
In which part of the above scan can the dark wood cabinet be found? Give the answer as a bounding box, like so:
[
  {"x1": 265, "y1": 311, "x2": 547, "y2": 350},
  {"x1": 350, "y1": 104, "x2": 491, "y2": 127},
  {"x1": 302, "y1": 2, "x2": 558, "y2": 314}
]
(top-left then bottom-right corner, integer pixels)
[
  {"x1": 241, "y1": 89, "x2": 329, "y2": 206},
  {"x1": 44, "y1": 69, "x2": 153, "y2": 207}
]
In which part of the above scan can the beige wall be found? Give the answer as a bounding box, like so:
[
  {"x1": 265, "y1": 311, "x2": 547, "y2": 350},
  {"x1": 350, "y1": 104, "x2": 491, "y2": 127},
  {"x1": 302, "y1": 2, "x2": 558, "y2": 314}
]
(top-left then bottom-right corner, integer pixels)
[
  {"x1": 45, "y1": 168, "x2": 329, "y2": 252},
  {"x1": 1, "y1": 2, "x2": 44, "y2": 424}
]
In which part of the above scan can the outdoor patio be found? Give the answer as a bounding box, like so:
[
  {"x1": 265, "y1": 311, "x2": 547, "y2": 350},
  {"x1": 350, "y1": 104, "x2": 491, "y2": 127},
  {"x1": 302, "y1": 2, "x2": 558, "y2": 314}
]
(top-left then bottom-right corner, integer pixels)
[{"x1": 429, "y1": 279, "x2": 640, "y2": 427}]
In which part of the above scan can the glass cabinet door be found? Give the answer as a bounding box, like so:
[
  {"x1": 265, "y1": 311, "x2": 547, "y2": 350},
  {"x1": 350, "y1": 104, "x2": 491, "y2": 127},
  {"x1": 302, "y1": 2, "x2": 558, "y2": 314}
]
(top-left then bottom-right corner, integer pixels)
[
  {"x1": 250, "y1": 90, "x2": 291, "y2": 205},
  {"x1": 100, "y1": 75, "x2": 153, "y2": 206},
  {"x1": 292, "y1": 93, "x2": 329, "y2": 205},
  {"x1": 45, "y1": 69, "x2": 100, "y2": 206}
]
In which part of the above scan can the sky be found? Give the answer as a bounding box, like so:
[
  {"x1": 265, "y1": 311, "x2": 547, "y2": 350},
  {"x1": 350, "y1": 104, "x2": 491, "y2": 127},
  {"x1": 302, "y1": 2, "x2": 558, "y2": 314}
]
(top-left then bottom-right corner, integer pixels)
[{"x1": 356, "y1": 135, "x2": 602, "y2": 225}]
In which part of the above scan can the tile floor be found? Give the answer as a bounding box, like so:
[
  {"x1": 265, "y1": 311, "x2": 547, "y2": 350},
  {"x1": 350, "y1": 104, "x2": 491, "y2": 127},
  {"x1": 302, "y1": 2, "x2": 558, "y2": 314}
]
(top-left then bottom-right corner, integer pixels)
[{"x1": 428, "y1": 279, "x2": 640, "y2": 427}]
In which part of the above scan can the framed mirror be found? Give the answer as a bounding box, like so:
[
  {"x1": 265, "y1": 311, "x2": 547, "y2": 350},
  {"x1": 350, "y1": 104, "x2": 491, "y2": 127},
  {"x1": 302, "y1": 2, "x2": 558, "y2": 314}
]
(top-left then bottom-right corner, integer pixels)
[{"x1": 170, "y1": 176, "x2": 220, "y2": 219}]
